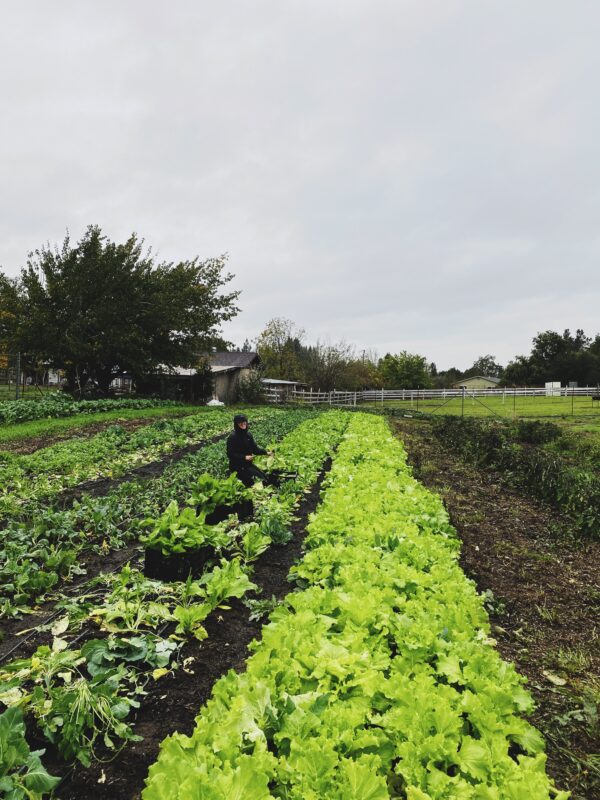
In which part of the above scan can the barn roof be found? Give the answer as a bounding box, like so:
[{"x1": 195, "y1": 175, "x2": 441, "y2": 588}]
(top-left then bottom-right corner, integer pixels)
[
  {"x1": 208, "y1": 351, "x2": 260, "y2": 369},
  {"x1": 452, "y1": 375, "x2": 501, "y2": 386}
]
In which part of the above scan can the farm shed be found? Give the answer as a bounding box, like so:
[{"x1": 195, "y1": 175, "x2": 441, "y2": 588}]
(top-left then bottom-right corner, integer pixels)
[
  {"x1": 262, "y1": 378, "x2": 306, "y2": 402},
  {"x1": 452, "y1": 375, "x2": 502, "y2": 390},
  {"x1": 208, "y1": 351, "x2": 260, "y2": 403},
  {"x1": 138, "y1": 365, "x2": 212, "y2": 401}
]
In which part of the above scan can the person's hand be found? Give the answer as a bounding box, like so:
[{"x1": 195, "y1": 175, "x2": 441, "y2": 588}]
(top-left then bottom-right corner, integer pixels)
[{"x1": 245, "y1": 454, "x2": 254, "y2": 461}]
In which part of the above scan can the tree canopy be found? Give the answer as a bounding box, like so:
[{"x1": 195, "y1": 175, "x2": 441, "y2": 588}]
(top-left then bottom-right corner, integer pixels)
[
  {"x1": 504, "y1": 329, "x2": 600, "y2": 386},
  {"x1": 378, "y1": 351, "x2": 433, "y2": 389},
  {"x1": 0, "y1": 226, "x2": 239, "y2": 394}
]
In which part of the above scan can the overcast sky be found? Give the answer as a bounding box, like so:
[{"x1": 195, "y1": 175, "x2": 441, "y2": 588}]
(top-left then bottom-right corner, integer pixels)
[{"x1": 1, "y1": 2, "x2": 599, "y2": 370}]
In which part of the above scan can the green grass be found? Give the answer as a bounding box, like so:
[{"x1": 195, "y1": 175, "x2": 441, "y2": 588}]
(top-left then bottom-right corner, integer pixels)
[
  {"x1": 363, "y1": 394, "x2": 600, "y2": 420},
  {"x1": 0, "y1": 385, "x2": 60, "y2": 400},
  {"x1": 0, "y1": 405, "x2": 195, "y2": 446}
]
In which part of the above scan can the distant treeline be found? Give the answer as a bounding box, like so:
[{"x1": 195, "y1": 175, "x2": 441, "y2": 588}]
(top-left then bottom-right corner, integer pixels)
[{"x1": 253, "y1": 321, "x2": 600, "y2": 391}]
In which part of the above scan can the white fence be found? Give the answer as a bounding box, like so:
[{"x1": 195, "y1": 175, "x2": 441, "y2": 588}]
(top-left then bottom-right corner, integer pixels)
[{"x1": 263, "y1": 386, "x2": 600, "y2": 407}]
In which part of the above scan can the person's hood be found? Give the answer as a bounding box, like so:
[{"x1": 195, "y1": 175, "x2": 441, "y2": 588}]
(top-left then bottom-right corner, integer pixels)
[{"x1": 233, "y1": 414, "x2": 249, "y2": 432}]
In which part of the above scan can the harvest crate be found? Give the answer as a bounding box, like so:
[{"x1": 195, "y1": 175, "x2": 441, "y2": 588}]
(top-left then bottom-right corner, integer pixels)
[{"x1": 143, "y1": 544, "x2": 216, "y2": 582}]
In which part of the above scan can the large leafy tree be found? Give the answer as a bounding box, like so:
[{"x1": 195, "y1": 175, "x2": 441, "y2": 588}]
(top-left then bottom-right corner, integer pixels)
[
  {"x1": 504, "y1": 329, "x2": 600, "y2": 385},
  {"x1": 0, "y1": 226, "x2": 239, "y2": 394},
  {"x1": 377, "y1": 351, "x2": 433, "y2": 389},
  {"x1": 463, "y1": 354, "x2": 504, "y2": 379},
  {"x1": 256, "y1": 318, "x2": 306, "y2": 380}
]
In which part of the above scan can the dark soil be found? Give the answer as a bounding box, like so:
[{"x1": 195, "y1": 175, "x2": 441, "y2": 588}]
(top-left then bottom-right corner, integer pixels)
[
  {"x1": 393, "y1": 418, "x2": 600, "y2": 800},
  {"x1": 47, "y1": 460, "x2": 331, "y2": 800},
  {"x1": 1, "y1": 414, "x2": 191, "y2": 456}
]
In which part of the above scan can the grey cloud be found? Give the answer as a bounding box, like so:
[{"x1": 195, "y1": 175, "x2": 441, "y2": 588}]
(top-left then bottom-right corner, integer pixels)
[{"x1": 1, "y1": 1, "x2": 600, "y2": 370}]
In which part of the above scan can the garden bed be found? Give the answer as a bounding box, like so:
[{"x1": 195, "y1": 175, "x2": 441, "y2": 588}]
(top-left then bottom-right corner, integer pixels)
[
  {"x1": 393, "y1": 417, "x2": 600, "y2": 800},
  {"x1": 49, "y1": 460, "x2": 331, "y2": 800}
]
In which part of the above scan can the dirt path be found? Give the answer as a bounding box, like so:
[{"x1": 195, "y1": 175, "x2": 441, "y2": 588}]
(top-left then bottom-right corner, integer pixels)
[
  {"x1": 42, "y1": 460, "x2": 331, "y2": 800},
  {"x1": 393, "y1": 418, "x2": 600, "y2": 800}
]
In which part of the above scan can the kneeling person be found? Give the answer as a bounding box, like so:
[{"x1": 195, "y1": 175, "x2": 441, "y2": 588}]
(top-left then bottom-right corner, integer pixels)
[{"x1": 226, "y1": 414, "x2": 270, "y2": 487}]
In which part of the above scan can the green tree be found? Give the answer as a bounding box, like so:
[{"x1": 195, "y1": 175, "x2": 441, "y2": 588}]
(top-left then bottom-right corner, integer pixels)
[
  {"x1": 377, "y1": 351, "x2": 432, "y2": 389},
  {"x1": 301, "y1": 340, "x2": 355, "y2": 391},
  {"x1": 0, "y1": 226, "x2": 239, "y2": 395},
  {"x1": 256, "y1": 318, "x2": 305, "y2": 380},
  {"x1": 504, "y1": 329, "x2": 600, "y2": 386},
  {"x1": 463, "y1": 354, "x2": 504, "y2": 379}
]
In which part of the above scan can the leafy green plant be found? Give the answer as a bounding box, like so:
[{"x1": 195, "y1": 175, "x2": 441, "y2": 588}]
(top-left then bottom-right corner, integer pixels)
[
  {"x1": 255, "y1": 496, "x2": 294, "y2": 545},
  {"x1": 186, "y1": 472, "x2": 249, "y2": 515},
  {"x1": 243, "y1": 594, "x2": 280, "y2": 622},
  {"x1": 199, "y1": 558, "x2": 257, "y2": 610},
  {"x1": 0, "y1": 644, "x2": 142, "y2": 768},
  {"x1": 232, "y1": 523, "x2": 271, "y2": 563},
  {"x1": 172, "y1": 605, "x2": 210, "y2": 641},
  {"x1": 0, "y1": 707, "x2": 60, "y2": 799},
  {"x1": 140, "y1": 501, "x2": 230, "y2": 555}
]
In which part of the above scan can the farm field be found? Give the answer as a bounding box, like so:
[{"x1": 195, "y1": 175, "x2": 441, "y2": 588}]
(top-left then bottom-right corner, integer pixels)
[
  {"x1": 364, "y1": 394, "x2": 600, "y2": 420},
  {"x1": 0, "y1": 405, "x2": 194, "y2": 453},
  {"x1": 393, "y1": 417, "x2": 600, "y2": 800},
  {"x1": 0, "y1": 404, "x2": 593, "y2": 798}
]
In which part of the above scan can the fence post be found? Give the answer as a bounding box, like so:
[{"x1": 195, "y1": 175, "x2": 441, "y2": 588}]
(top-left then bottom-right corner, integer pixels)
[
  {"x1": 353, "y1": 392, "x2": 357, "y2": 407},
  {"x1": 329, "y1": 391, "x2": 332, "y2": 406},
  {"x1": 15, "y1": 352, "x2": 21, "y2": 400},
  {"x1": 461, "y1": 387, "x2": 465, "y2": 417}
]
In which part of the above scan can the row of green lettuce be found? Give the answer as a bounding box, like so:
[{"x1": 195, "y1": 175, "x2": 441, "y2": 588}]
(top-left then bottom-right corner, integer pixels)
[
  {"x1": 144, "y1": 413, "x2": 568, "y2": 800},
  {"x1": 0, "y1": 396, "x2": 181, "y2": 426},
  {"x1": 1, "y1": 408, "x2": 316, "y2": 619},
  {"x1": 0, "y1": 407, "x2": 255, "y2": 519},
  {"x1": 0, "y1": 411, "x2": 349, "y2": 797}
]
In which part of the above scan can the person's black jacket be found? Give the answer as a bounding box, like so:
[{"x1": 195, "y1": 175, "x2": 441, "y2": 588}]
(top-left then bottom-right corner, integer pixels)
[{"x1": 226, "y1": 428, "x2": 267, "y2": 472}]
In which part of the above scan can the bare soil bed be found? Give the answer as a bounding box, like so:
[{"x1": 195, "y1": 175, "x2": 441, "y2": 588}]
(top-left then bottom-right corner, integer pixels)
[
  {"x1": 42, "y1": 460, "x2": 331, "y2": 800},
  {"x1": 393, "y1": 418, "x2": 600, "y2": 800}
]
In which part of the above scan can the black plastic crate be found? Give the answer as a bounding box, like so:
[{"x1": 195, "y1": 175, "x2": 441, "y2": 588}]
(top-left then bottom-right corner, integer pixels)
[{"x1": 144, "y1": 544, "x2": 216, "y2": 582}]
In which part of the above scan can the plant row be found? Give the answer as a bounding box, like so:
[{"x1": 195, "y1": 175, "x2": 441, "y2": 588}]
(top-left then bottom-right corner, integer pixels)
[
  {"x1": 0, "y1": 409, "x2": 314, "y2": 619},
  {"x1": 0, "y1": 410, "x2": 349, "y2": 797},
  {"x1": 144, "y1": 413, "x2": 567, "y2": 800},
  {"x1": 0, "y1": 396, "x2": 181, "y2": 426},
  {"x1": 0, "y1": 407, "x2": 264, "y2": 519},
  {"x1": 431, "y1": 416, "x2": 600, "y2": 538}
]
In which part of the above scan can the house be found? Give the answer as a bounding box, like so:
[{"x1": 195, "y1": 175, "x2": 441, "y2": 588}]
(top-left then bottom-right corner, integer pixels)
[
  {"x1": 452, "y1": 376, "x2": 502, "y2": 390},
  {"x1": 208, "y1": 351, "x2": 260, "y2": 403}
]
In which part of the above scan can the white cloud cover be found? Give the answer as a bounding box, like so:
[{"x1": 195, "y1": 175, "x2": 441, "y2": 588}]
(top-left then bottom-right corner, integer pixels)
[{"x1": 1, "y1": 0, "x2": 599, "y2": 369}]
